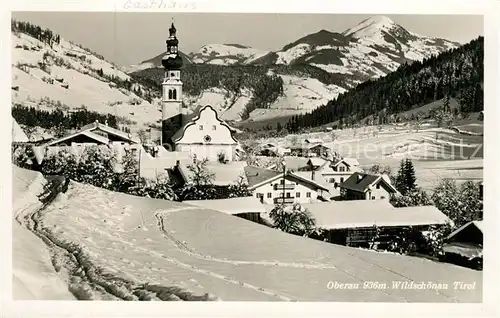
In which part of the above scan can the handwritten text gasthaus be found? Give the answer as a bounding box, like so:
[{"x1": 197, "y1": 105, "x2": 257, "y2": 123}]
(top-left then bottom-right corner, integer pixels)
[{"x1": 123, "y1": 0, "x2": 197, "y2": 10}]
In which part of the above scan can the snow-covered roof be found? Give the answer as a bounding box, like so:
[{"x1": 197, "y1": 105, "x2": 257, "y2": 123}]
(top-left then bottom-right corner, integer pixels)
[
  {"x1": 293, "y1": 201, "x2": 450, "y2": 229},
  {"x1": 246, "y1": 167, "x2": 329, "y2": 192},
  {"x1": 307, "y1": 157, "x2": 327, "y2": 167},
  {"x1": 343, "y1": 157, "x2": 360, "y2": 167},
  {"x1": 340, "y1": 172, "x2": 398, "y2": 194},
  {"x1": 43, "y1": 121, "x2": 138, "y2": 147},
  {"x1": 12, "y1": 118, "x2": 29, "y2": 143},
  {"x1": 184, "y1": 197, "x2": 266, "y2": 215}
]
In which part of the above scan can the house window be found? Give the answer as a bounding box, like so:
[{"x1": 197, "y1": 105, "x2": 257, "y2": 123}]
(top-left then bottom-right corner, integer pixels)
[
  {"x1": 340, "y1": 177, "x2": 344, "y2": 183},
  {"x1": 279, "y1": 192, "x2": 284, "y2": 198},
  {"x1": 306, "y1": 192, "x2": 311, "y2": 198},
  {"x1": 212, "y1": 125, "x2": 216, "y2": 130},
  {"x1": 371, "y1": 196, "x2": 376, "y2": 200},
  {"x1": 376, "y1": 184, "x2": 380, "y2": 189},
  {"x1": 199, "y1": 125, "x2": 203, "y2": 130},
  {"x1": 381, "y1": 196, "x2": 386, "y2": 199},
  {"x1": 286, "y1": 192, "x2": 291, "y2": 198},
  {"x1": 267, "y1": 193, "x2": 272, "y2": 198},
  {"x1": 296, "y1": 192, "x2": 301, "y2": 198},
  {"x1": 280, "y1": 179, "x2": 284, "y2": 185},
  {"x1": 329, "y1": 178, "x2": 335, "y2": 183},
  {"x1": 339, "y1": 166, "x2": 345, "y2": 172}
]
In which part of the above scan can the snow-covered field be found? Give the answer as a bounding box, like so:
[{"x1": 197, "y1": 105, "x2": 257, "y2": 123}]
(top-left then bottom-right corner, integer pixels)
[
  {"x1": 12, "y1": 166, "x2": 482, "y2": 301},
  {"x1": 259, "y1": 125, "x2": 483, "y2": 191}
]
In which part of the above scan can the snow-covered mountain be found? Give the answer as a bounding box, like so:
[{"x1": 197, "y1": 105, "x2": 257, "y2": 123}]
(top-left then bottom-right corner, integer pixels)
[
  {"x1": 189, "y1": 44, "x2": 270, "y2": 65},
  {"x1": 128, "y1": 16, "x2": 459, "y2": 85},
  {"x1": 256, "y1": 16, "x2": 459, "y2": 83}
]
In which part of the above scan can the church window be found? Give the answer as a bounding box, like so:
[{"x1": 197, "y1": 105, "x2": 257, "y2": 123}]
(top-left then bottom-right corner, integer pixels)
[
  {"x1": 212, "y1": 125, "x2": 216, "y2": 130},
  {"x1": 172, "y1": 89, "x2": 177, "y2": 100},
  {"x1": 170, "y1": 72, "x2": 175, "y2": 77},
  {"x1": 168, "y1": 89, "x2": 173, "y2": 99},
  {"x1": 203, "y1": 135, "x2": 212, "y2": 143}
]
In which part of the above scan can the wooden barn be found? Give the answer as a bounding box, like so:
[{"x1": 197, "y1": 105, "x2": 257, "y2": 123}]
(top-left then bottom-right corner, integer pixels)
[
  {"x1": 442, "y1": 220, "x2": 483, "y2": 270},
  {"x1": 289, "y1": 201, "x2": 450, "y2": 248}
]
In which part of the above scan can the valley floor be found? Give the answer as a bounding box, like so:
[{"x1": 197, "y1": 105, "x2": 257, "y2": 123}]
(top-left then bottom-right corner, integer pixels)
[
  {"x1": 259, "y1": 125, "x2": 483, "y2": 191},
  {"x1": 12, "y1": 166, "x2": 482, "y2": 301}
]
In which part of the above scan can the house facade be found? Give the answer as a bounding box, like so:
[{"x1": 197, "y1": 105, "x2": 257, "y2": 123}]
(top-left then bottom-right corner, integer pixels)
[
  {"x1": 299, "y1": 157, "x2": 362, "y2": 197},
  {"x1": 340, "y1": 172, "x2": 398, "y2": 201},
  {"x1": 172, "y1": 105, "x2": 238, "y2": 162},
  {"x1": 246, "y1": 166, "x2": 330, "y2": 205}
]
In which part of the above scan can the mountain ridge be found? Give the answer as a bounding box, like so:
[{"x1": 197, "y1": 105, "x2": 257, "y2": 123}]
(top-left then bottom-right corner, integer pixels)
[{"x1": 128, "y1": 15, "x2": 459, "y2": 83}]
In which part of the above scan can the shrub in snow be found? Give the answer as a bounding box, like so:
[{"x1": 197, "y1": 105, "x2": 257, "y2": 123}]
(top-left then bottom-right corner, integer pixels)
[
  {"x1": 431, "y1": 179, "x2": 482, "y2": 228},
  {"x1": 269, "y1": 203, "x2": 317, "y2": 237}
]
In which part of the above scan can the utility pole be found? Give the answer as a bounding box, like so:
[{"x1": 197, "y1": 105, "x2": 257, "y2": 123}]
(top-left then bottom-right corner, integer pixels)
[{"x1": 282, "y1": 159, "x2": 286, "y2": 205}]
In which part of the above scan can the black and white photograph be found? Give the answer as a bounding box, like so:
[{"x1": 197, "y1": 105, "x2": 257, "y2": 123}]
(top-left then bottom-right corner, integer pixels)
[{"x1": 3, "y1": 0, "x2": 500, "y2": 316}]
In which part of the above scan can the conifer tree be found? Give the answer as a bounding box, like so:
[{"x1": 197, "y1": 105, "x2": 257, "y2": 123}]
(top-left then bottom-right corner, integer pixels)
[{"x1": 403, "y1": 159, "x2": 417, "y2": 193}]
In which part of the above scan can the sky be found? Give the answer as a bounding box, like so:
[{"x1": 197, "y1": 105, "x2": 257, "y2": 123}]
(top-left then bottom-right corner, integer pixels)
[{"x1": 11, "y1": 12, "x2": 483, "y2": 66}]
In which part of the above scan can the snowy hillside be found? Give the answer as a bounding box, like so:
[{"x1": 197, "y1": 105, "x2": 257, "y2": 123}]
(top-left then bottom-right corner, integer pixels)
[
  {"x1": 246, "y1": 75, "x2": 347, "y2": 122},
  {"x1": 11, "y1": 30, "x2": 161, "y2": 132},
  {"x1": 13, "y1": 165, "x2": 482, "y2": 301},
  {"x1": 190, "y1": 44, "x2": 270, "y2": 65}
]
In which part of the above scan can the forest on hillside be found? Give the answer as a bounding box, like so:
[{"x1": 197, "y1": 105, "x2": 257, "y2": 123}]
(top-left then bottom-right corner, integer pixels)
[
  {"x1": 12, "y1": 104, "x2": 119, "y2": 137},
  {"x1": 133, "y1": 63, "x2": 357, "y2": 120},
  {"x1": 285, "y1": 37, "x2": 484, "y2": 132}
]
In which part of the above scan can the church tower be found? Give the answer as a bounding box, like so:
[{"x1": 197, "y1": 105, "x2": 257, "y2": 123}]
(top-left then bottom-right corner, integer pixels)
[{"x1": 161, "y1": 21, "x2": 184, "y2": 149}]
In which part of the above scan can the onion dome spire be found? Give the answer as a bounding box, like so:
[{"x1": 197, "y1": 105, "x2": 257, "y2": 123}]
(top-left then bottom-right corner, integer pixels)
[{"x1": 162, "y1": 19, "x2": 183, "y2": 70}]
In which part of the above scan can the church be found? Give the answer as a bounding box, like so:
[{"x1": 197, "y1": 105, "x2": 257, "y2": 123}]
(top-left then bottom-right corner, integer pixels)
[{"x1": 160, "y1": 22, "x2": 239, "y2": 162}]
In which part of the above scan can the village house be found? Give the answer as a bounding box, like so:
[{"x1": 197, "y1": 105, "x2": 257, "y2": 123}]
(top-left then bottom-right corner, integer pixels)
[
  {"x1": 288, "y1": 138, "x2": 331, "y2": 158},
  {"x1": 31, "y1": 121, "x2": 139, "y2": 164},
  {"x1": 442, "y1": 220, "x2": 483, "y2": 269},
  {"x1": 263, "y1": 200, "x2": 450, "y2": 248},
  {"x1": 339, "y1": 172, "x2": 398, "y2": 201},
  {"x1": 291, "y1": 157, "x2": 361, "y2": 198},
  {"x1": 245, "y1": 166, "x2": 330, "y2": 205}
]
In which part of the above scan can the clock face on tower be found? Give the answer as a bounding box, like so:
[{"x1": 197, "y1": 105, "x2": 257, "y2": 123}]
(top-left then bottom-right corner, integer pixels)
[{"x1": 203, "y1": 135, "x2": 212, "y2": 143}]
